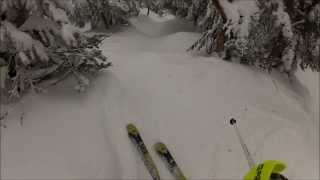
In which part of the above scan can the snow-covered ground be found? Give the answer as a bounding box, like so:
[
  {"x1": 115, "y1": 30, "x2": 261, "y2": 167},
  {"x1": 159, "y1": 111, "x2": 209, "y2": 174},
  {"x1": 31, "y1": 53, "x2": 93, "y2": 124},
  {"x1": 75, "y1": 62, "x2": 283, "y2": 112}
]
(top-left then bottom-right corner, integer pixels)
[{"x1": 1, "y1": 12, "x2": 319, "y2": 179}]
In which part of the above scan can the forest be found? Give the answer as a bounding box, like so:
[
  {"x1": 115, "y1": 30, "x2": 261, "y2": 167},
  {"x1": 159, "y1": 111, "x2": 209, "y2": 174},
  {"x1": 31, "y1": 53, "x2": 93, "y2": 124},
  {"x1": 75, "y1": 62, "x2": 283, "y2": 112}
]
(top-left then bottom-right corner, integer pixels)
[
  {"x1": 0, "y1": 0, "x2": 319, "y2": 100},
  {"x1": 0, "y1": 1, "x2": 319, "y2": 179}
]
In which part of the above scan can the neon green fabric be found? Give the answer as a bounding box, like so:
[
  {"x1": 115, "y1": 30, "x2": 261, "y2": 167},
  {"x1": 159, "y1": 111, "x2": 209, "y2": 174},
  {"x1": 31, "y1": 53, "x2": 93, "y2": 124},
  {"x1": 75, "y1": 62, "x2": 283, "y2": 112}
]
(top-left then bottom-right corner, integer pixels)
[{"x1": 244, "y1": 160, "x2": 287, "y2": 180}]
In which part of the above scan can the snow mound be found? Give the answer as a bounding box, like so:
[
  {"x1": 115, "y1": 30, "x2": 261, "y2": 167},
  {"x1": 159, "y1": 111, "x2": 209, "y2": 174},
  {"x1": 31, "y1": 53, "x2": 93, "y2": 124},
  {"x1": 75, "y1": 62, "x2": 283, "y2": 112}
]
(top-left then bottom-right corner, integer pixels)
[
  {"x1": 139, "y1": 8, "x2": 175, "y2": 22},
  {"x1": 129, "y1": 15, "x2": 195, "y2": 37},
  {"x1": 153, "y1": 32, "x2": 200, "y2": 53}
]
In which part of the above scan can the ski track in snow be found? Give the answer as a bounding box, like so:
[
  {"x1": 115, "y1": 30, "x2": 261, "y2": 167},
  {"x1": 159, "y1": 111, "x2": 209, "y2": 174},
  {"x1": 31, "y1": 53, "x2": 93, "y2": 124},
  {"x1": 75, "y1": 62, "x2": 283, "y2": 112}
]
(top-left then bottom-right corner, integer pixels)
[{"x1": 1, "y1": 13, "x2": 319, "y2": 179}]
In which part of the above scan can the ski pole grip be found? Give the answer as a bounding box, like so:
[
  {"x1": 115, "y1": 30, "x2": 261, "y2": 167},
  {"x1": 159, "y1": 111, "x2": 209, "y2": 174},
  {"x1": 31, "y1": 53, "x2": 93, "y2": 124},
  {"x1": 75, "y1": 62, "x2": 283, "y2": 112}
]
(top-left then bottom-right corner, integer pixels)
[{"x1": 244, "y1": 160, "x2": 287, "y2": 180}]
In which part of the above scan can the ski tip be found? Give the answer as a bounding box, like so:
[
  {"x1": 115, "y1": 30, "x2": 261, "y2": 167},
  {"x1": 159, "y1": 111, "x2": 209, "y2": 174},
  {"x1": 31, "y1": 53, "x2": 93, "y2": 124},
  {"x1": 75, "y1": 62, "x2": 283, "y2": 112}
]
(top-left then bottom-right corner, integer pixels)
[
  {"x1": 154, "y1": 142, "x2": 167, "y2": 153},
  {"x1": 230, "y1": 118, "x2": 237, "y2": 125},
  {"x1": 126, "y1": 123, "x2": 138, "y2": 134}
]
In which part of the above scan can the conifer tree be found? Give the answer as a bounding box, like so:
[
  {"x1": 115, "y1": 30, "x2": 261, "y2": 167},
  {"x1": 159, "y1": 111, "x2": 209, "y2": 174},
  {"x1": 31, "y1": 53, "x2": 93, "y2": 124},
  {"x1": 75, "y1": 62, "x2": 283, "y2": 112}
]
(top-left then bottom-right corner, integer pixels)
[
  {"x1": 185, "y1": 0, "x2": 320, "y2": 74},
  {"x1": 0, "y1": 0, "x2": 111, "y2": 101}
]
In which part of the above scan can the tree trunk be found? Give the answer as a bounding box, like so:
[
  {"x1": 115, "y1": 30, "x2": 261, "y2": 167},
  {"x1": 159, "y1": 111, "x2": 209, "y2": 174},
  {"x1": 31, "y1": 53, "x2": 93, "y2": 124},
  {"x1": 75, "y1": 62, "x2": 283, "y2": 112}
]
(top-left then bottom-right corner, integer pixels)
[
  {"x1": 212, "y1": 0, "x2": 228, "y2": 52},
  {"x1": 212, "y1": 0, "x2": 227, "y2": 23}
]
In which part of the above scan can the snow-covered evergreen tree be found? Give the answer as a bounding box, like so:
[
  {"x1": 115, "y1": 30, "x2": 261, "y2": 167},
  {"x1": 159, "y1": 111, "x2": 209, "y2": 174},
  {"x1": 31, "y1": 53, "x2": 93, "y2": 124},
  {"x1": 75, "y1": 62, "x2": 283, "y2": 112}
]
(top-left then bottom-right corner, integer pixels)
[
  {"x1": 283, "y1": 0, "x2": 320, "y2": 71},
  {"x1": 225, "y1": 0, "x2": 297, "y2": 74},
  {"x1": 188, "y1": 0, "x2": 227, "y2": 54},
  {"x1": 185, "y1": 0, "x2": 320, "y2": 74},
  {"x1": 71, "y1": 0, "x2": 139, "y2": 29},
  {"x1": 0, "y1": 0, "x2": 111, "y2": 102},
  {"x1": 161, "y1": 0, "x2": 191, "y2": 17}
]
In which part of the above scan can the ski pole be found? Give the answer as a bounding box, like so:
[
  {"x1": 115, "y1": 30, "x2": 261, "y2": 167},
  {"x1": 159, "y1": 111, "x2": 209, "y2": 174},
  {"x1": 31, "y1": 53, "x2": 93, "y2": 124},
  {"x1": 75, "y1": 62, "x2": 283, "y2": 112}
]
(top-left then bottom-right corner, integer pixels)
[
  {"x1": 229, "y1": 118, "x2": 288, "y2": 180},
  {"x1": 230, "y1": 118, "x2": 255, "y2": 168}
]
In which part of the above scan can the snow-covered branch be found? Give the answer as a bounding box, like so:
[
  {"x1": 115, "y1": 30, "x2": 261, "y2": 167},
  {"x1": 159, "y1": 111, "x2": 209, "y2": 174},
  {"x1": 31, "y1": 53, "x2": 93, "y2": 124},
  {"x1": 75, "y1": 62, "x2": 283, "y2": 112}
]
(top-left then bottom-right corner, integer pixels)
[
  {"x1": 187, "y1": 0, "x2": 319, "y2": 74},
  {"x1": 0, "y1": 0, "x2": 111, "y2": 102}
]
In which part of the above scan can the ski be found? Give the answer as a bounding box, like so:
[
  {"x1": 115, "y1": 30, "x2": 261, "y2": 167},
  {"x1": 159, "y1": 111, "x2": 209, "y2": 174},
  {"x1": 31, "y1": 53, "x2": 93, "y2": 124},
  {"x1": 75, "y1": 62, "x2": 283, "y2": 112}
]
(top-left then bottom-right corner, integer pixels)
[
  {"x1": 154, "y1": 142, "x2": 187, "y2": 180},
  {"x1": 126, "y1": 124, "x2": 160, "y2": 180}
]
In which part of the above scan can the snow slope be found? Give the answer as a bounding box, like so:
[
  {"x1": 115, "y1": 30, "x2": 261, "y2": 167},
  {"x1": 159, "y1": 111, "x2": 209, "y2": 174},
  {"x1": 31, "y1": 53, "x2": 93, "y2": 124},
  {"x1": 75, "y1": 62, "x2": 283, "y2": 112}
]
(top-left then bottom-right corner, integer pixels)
[{"x1": 1, "y1": 13, "x2": 319, "y2": 179}]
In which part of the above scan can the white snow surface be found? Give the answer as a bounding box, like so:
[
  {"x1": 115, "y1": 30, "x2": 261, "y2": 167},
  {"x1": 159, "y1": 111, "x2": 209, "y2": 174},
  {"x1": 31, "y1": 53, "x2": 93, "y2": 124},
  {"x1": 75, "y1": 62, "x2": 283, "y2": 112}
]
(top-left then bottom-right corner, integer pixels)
[{"x1": 1, "y1": 13, "x2": 319, "y2": 179}]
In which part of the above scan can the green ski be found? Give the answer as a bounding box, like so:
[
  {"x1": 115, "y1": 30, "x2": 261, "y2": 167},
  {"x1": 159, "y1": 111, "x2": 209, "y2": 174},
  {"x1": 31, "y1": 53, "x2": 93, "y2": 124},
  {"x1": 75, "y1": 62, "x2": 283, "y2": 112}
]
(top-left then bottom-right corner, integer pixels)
[
  {"x1": 126, "y1": 124, "x2": 160, "y2": 180},
  {"x1": 154, "y1": 142, "x2": 187, "y2": 180}
]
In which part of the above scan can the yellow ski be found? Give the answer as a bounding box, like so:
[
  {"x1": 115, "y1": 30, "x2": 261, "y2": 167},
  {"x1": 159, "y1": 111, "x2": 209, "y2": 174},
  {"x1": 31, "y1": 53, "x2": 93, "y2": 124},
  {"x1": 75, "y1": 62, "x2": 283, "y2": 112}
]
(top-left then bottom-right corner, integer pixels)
[
  {"x1": 155, "y1": 142, "x2": 187, "y2": 180},
  {"x1": 127, "y1": 124, "x2": 160, "y2": 180}
]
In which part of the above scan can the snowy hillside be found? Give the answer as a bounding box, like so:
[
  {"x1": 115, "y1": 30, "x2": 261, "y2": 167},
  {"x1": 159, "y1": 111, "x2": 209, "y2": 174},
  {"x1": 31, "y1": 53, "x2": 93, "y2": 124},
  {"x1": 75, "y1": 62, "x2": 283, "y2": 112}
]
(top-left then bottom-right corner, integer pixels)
[{"x1": 1, "y1": 11, "x2": 319, "y2": 180}]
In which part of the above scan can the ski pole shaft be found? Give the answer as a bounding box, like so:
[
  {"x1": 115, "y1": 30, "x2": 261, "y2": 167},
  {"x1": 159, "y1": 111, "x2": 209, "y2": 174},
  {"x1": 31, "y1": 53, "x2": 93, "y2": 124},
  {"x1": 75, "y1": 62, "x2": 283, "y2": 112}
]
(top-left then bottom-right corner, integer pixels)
[
  {"x1": 230, "y1": 119, "x2": 288, "y2": 180},
  {"x1": 230, "y1": 118, "x2": 255, "y2": 169}
]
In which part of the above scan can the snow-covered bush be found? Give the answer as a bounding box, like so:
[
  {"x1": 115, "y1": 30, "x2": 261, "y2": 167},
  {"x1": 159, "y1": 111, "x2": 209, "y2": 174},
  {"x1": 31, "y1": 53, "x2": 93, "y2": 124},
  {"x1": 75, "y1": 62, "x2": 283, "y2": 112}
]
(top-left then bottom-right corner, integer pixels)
[
  {"x1": 160, "y1": 0, "x2": 191, "y2": 17},
  {"x1": 71, "y1": 0, "x2": 139, "y2": 29},
  {"x1": 0, "y1": 0, "x2": 111, "y2": 102}
]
